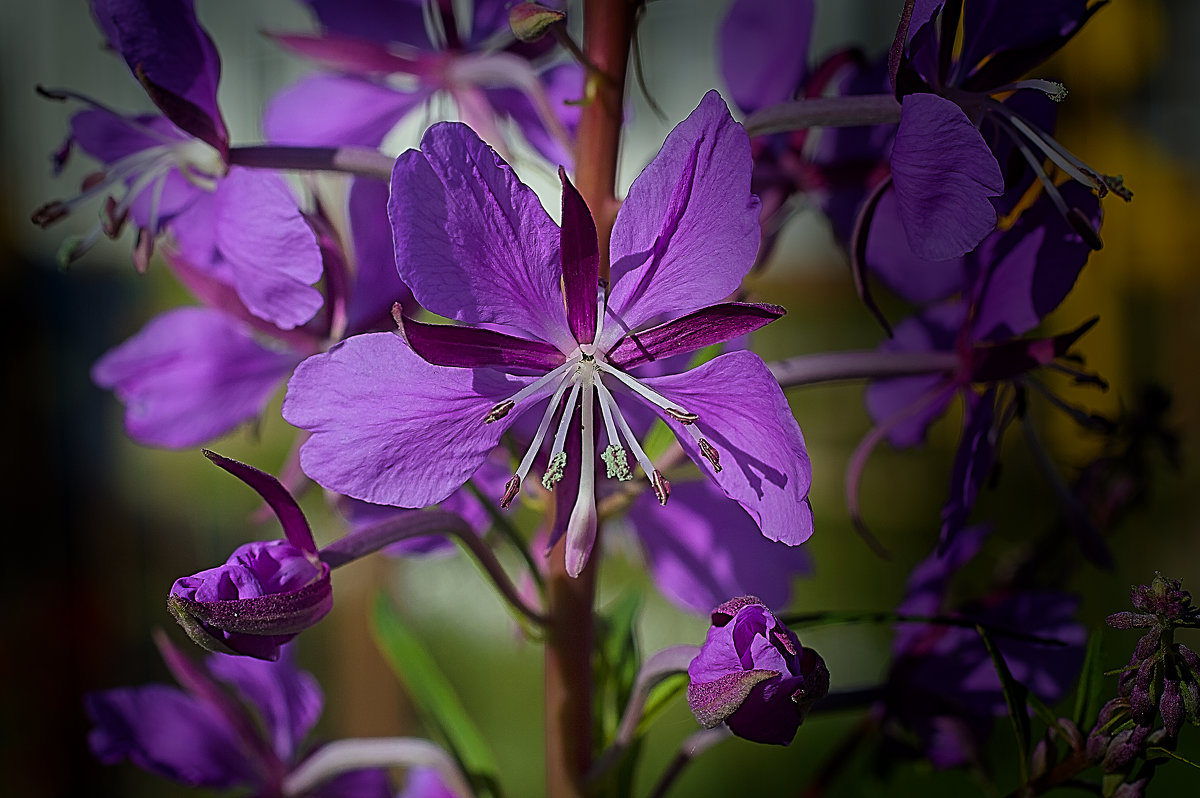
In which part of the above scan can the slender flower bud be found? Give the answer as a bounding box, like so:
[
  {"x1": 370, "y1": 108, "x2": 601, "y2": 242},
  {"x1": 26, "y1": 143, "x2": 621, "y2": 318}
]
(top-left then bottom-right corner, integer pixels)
[
  {"x1": 508, "y1": 2, "x2": 565, "y2": 42},
  {"x1": 687, "y1": 596, "x2": 829, "y2": 745}
]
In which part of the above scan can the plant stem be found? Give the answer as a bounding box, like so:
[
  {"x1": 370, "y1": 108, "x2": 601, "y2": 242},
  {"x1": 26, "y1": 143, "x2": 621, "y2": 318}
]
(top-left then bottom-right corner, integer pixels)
[
  {"x1": 743, "y1": 94, "x2": 903, "y2": 137},
  {"x1": 227, "y1": 145, "x2": 394, "y2": 180},
  {"x1": 544, "y1": 2, "x2": 636, "y2": 796},
  {"x1": 767, "y1": 350, "x2": 959, "y2": 388}
]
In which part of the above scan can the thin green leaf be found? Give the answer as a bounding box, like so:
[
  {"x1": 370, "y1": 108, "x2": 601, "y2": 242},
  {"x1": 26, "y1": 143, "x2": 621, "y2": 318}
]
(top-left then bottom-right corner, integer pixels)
[
  {"x1": 634, "y1": 673, "x2": 689, "y2": 738},
  {"x1": 594, "y1": 591, "x2": 644, "y2": 798},
  {"x1": 779, "y1": 610, "x2": 1069, "y2": 646},
  {"x1": 977, "y1": 624, "x2": 1031, "y2": 787},
  {"x1": 1073, "y1": 630, "x2": 1106, "y2": 729},
  {"x1": 1147, "y1": 747, "x2": 1200, "y2": 769},
  {"x1": 371, "y1": 594, "x2": 502, "y2": 798}
]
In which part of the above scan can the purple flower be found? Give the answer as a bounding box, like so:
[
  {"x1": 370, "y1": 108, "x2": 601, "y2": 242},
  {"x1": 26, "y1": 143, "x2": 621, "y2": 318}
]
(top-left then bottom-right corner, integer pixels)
[
  {"x1": 264, "y1": 0, "x2": 581, "y2": 165},
  {"x1": 284, "y1": 91, "x2": 814, "y2": 576},
  {"x1": 857, "y1": 182, "x2": 1102, "y2": 548},
  {"x1": 87, "y1": 633, "x2": 391, "y2": 797},
  {"x1": 888, "y1": 0, "x2": 1127, "y2": 258},
  {"x1": 686, "y1": 596, "x2": 829, "y2": 745},
  {"x1": 168, "y1": 451, "x2": 332, "y2": 661},
  {"x1": 92, "y1": 178, "x2": 407, "y2": 448}
]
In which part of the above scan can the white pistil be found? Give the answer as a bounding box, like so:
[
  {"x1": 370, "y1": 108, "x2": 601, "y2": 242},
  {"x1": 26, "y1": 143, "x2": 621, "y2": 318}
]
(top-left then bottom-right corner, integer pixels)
[
  {"x1": 595, "y1": 361, "x2": 696, "y2": 422},
  {"x1": 542, "y1": 379, "x2": 581, "y2": 489},
  {"x1": 564, "y1": 378, "x2": 598, "y2": 577}
]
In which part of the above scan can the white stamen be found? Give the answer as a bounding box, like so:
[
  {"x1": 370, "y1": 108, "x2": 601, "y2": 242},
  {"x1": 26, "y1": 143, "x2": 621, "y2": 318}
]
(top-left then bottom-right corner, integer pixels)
[
  {"x1": 596, "y1": 360, "x2": 696, "y2": 421},
  {"x1": 485, "y1": 356, "x2": 579, "y2": 422},
  {"x1": 515, "y1": 375, "x2": 574, "y2": 481},
  {"x1": 542, "y1": 379, "x2": 581, "y2": 489}
]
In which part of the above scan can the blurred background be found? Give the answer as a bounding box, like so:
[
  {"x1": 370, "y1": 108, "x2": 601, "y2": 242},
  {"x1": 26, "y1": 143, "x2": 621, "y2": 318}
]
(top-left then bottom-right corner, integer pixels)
[{"x1": 2, "y1": 1, "x2": 1199, "y2": 796}]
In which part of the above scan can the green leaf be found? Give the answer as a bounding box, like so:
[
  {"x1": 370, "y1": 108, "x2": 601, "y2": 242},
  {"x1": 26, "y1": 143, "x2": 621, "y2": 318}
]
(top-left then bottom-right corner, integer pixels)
[
  {"x1": 1073, "y1": 630, "x2": 1107, "y2": 729},
  {"x1": 1147, "y1": 746, "x2": 1200, "y2": 769},
  {"x1": 977, "y1": 624, "x2": 1031, "y2": 787},
  {"x1": 634, "y1": 672, "x2": 689, "y2": 738},
  {"x1": 593, "y1": 591, "x2": 643, "y2": 798},
  {"x1": 371, "y1": 594, "x2": 502, "y2": 798}
]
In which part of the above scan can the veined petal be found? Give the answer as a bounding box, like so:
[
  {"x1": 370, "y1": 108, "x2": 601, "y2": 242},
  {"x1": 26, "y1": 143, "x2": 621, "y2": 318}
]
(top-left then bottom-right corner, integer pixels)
[
  {"x1": 283, "y1": 333, "x2": 545, "y2": 507},
  {"x1": 91, "y1": 0, "x2": 228, "y2": 154},
  {"x1": 638, "y1": 351, "x2": 814, "y2": 546},
  {"x1": 205, "y1": 652, "x2": 323, "y2": 764},
  {"x1": 632, "y1": 480, "x2": 812, "y2": 616},
  {"x1": 559, "y1": 168, "x2": 599, "y2": 344},
  {"x1": 214, "y1": 168, "x2": 324, "y2": 330},
  {"x1": 397, "y1": 314, "x2": 566, "y2": 370},
  {"x1": 91, "y1": 307, "x2": 299, "y2": 448},
  {"x1": 263, "y1": 75, "x2": 431, "y2": 148},
  {"x1": 389, "y1": 123, "x2": 574, "y2": 350},
  {"x1": 720, "y1": 0, "x2": 813, "y2": 113},
  {"x1": 605, "y1": 91, "x2": 760, "y2": 346},
  {"x1": 606, "y1": 302, "x2": 784, "y2": 369},
  {"x1": 891, "y1": 93, "x2": 1004, "y2": 261}
]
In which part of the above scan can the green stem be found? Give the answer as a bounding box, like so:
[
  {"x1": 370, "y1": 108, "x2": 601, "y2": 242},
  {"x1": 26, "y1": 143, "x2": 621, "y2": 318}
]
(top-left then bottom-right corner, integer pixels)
[{"x1": 466, "y1": 479, "x2": 545, "y2": 591}]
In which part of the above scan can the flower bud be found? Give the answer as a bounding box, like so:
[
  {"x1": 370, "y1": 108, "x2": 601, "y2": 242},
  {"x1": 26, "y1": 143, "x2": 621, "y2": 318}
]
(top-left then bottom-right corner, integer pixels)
[
  {"x1": 686, "y1": 596, "x2": 829, "y2": 745},
  {"x1": 1160, "y1": 676, "x2": 1184, "y2": 739},
  {"x1": 508, "y1": 2, "x2": 564, "y2": 42},
  {"x1": 169, "y1": 540, "x2": 332, "y2": 660}
]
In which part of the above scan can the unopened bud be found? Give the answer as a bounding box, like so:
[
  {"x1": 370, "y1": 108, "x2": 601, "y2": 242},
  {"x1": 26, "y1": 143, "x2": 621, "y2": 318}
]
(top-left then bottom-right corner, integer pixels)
[{"x1": 508, "y1": 2, "x2": 564, "y2": 42}]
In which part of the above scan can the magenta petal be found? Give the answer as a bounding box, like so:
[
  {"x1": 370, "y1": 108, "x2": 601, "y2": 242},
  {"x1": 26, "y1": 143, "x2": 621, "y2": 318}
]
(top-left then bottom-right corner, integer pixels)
[
  {"x1": 91, "y1": 0, "x2": 228, "y2": 153},
  {"x1": 263, "y1": 75, "x2": 430, "y2": 147},
  {"x1": 91, "y1": 307, "x2": 298, "y2": 448},
  {"x1": 632, "y1": 480, "x2": 812, "y2": 615},
  {"x1": 890, "y1": 93, "x2": 1004, "y2": 261},
  {"x1": 205, "y1": 651, "x2": 322, "y2": 764},
  {"x1": 397, "y1": 315, "x2": 566, "y2": 370},
  {"x1": 283, "y1": 333, "x2": 544, "y2": 507},
  {"x1": 214, "y1": 168, "x2": 324, "y2": 330},
  {"x1": 605, "y1": 91, "x2": 761, "y2": 345},
  {"x1": 720, "y1": 0, "x2": 813, "y2": 113},
  {"x1": 559, "y1": 168, "x2": 599, "y2": 344},
  {"x1": 203, "y1": 451, "x2": 316, "y2": 555},
  {"x1": 607, "y1": 302, "x2": 784, "y2": 369},
  {"x1": 639, "y1": 351, "x2": 814, "y2": 546},
  {"x1": 389, "y1": 123, "x2": 573, "y2": 350},
  {"x1": 865, "y1": 187, "x2": 967, "y2": 305}
]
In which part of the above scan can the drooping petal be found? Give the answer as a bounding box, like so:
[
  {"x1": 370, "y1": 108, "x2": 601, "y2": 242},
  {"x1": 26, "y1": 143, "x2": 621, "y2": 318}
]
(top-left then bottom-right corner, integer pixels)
[
  {"x1": 86, "y1": 685, "x2": 254, "y2": 787},
  {"x1": 890, "y1": 93, "x2": 1004, "y2": 261},
  {"x1": 637, "y1": 351, "x2": 814, "y2": 546},
  {"x1": 397, "y1": 314, "x2": 566, "y2": 370},
  {"x1": 389, "y1": 123, "x2": 573, "y2": 350},
  {"x1": 90, "y1": 0, "x2": 228, "y2": 153},
  {"x1": 632, "y1": 480, "x2": 812, "y2": 615},
  {"x1": 213, "y1": 168, "x2": 324, "y2": 330},
  {"x1": 263, "y1": 74, "x2": 431, "y2": 148},
  {"x1": 206, "y1": 653, "x2": 323, "y2": 765},
  {"x1": 283, "y1": 332, "x2": 545, "y2": 507},
  {"x1": 605, "y1": 91, "x2": 761, "y2": 345},
  {"x1": 91, "y1": 307, "x2": 299, "y2": 448},
  {"x1": 720, "y1": 0, "x2": 813, "y2": 113},
  {"x1": 203, "y1": 451, "x2": 317, "y2": 555},
  {"x1": 606, "y1": 302, "x2": 784, "y2": 370},
  {"x1": 559, "y1": 167, "x2": 599, "y2": 344}
]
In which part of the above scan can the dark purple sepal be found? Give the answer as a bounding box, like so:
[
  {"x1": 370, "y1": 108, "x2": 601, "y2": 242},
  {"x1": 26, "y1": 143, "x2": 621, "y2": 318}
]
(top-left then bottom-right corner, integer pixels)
[
  {"x1": 726, "y1": 652, "x2": 830, "y2": 745},
  {"x1": 203, "y1": 450, "x2": 316, "y2": 555},
  {"x1": 559, "y1": 167, "x2": 599, "y2": 344},
  {"x1": 687, "y1": 669, "x2": 780, "y2": 729},
  {"x1": 969, "y1": 316, "x2": 1098, "y2": 383},
  {"x1": 394, "y1": 309, "x2": 566, "y2": 371},
  {"x1": 938, "y1": 388, "x2": 999, "y2": 551},
  {"x1": 606, "y1": 302, "x2": 785, "y2": 369}
]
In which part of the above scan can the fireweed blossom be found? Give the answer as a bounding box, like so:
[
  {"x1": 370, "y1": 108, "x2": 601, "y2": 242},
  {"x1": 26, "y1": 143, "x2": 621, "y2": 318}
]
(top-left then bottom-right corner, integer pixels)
[
  {"x1": 687, "y1": 596, "x2": 829, "y2": 745},
  {"x1": 87, "y1": 633, "x2": 392, "y2": 797},
  {"x1": 265, "y1": 0, "x2": 581, "y2": 164},
  {"x1": 887, "y1": 0, "x2": 1128, "y2": 259},
  {"x1": 856, "y1": 183, "x2": 1104, "y2": 548},
  {"x1": 284, "y1": 91, "x2": 814, "y2": 576}
]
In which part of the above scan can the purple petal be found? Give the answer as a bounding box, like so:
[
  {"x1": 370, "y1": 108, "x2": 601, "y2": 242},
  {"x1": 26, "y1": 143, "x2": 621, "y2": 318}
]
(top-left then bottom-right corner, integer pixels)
[
  {"x1": 939, "y1": 387, "x2": 999, "y2": 549},
  {"x1": 206, "y1": 653, "x2": 323, "y2": 765},
  {"x1": 203, "y1": 451, "x2": 316, "y2": 554},
  {"x1": 389, "y1": 123, "x2": 573, "y2": 350},
  {"x1": 961, "y1": 0, "x2": 1097, "y2": 89},
  {"x1": 720, "y1": 0, "x2": 813, "y2": 113},
  {"x1": 865, "y1": 187, "x2": 968, "y2": 305},
  {"x1": 605, "y1": 92, "x2": 760, "y2": 345},
  {"x1": 68, "y1": 109, "x2": 187, "y2": 164},
  {"x1": 346, "y1": 178, "x2": 414, "y2": 332},
  {"x1": 283, "y1": 333, "x2": 545, "y2": 507},
  {"x1": 559, "y1": 168, "x2": 599, "y2": 344},
  {"x1": 214, "y1": 168, "x2": 325, "y2": 330},
  {"x1": 86, "y1": 685, "x2": 254, "y2": 787},
  {"x1": 396, "y1": 766, "x2": 459, "y2": 798},
  {"x1": 632, "y1": 480, "x2": 811, "y2": 615},
  {"x1": 890, "y1": 93, "x2": 1004, "y2": 261},
  {"x1": 301, "y1": 0, "x2": 430, "y2": 47},
  {"x1": 264, "y1": 74, "x2": 430, "y2": 148},
  {"x1": 638, "y1": 351, "x2": 814, "y2": 546},
  {"x1": 397, "y1": 314, "x2": 566, "y2": 370},
  {"x1": 91, "y1": 307, "x2": 299, "y2": 448},
  {"x1": 607, "y1": 302, "x2": 784, "y2": 370},
  {"x1": 91, "y1": 0, "x2": 228, "y2": 153},
  {"x1": 483, "y1": 61, "x2": 583, "y2": 167}
]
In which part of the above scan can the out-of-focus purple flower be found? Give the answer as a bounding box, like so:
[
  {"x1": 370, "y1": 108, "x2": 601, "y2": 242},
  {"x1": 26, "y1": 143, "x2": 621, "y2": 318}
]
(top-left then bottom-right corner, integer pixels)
[
  {"x1": 687, "y1": 596, "x2": 829, "y2": 745},
  {"x1": 265, "y1": 0, "x2": 581, "y2": 165},
  {"x1": 87, "y1": 633, "x2": 391, "y2": 797},
  {"x1": 856, "y1": 183, "x2": 1103, "y2": 548},
  {"x1": 92, "y1": 178, "x2": 409, "y2": 449},
  {"x1": 168, "y1": 451, "x2": 332, "y2": 661},
  {"x1": 398, "y1": 766, "x2": 459, "y2": 798},
  {"x1": 284, "y1": 92, "x2": 814, "y2": 577},
  {"x1": 883, "y1": 526, "x2": 1086, "y2": 769},
  {"x1": 888, "y1": 0, "x2": 1127, "y2": 259}
]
